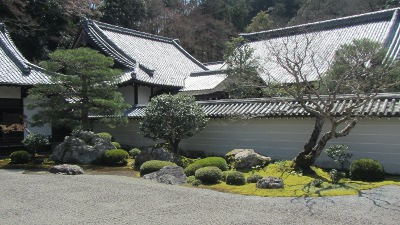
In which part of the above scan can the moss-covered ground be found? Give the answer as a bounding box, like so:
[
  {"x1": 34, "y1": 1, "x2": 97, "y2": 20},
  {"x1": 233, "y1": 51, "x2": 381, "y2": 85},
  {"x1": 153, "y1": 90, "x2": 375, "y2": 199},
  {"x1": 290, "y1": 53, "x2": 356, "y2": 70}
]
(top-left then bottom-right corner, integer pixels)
[{"x1": 194, "y1": 161, "x2": 400, "y2": 197}]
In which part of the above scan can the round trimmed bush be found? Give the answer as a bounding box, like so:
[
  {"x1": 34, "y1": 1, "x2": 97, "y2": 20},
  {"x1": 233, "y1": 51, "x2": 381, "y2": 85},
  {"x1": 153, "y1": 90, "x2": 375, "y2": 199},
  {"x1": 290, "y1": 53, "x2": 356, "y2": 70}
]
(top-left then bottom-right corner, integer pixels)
[
  {"x1": 350, "y1": 158, "x2": 385, "y2": 182},
  {"x1": 192, "y1": 179, "x2": 202, "y2": 186},
  {"x1": 186, "y1": 176, "x2": 196, "y2": 184},
  {"x1": 226, "y1": 171, "x2": 246, "y2": 185},
  {"x1": 129, "y1": 148, "x2": 141, "y2": 158},
  {"x1": 139, "y1": 160, "x2": 176, "y2": 176},
  {"x1": 247, "y1": 174, "x2": 263, "y2": 183},
  {"x1": 10, "y1": 150, "x2": 31, "y2": 164},
  {"x1": 97, "y1": 132, "x2": 112, "y2": 142},
  {"x1": 194, "y1": 166, "x2": 222, "y2": 184},
  {"x1": 221, "y1": 171, "x2": 229, "y2": 182},
  {"x1": 184, "y1": 157, "x2": 228, "y2": 176},
  {"x1": 111, "y1": 142, "x2": 121, "y2": 149},
  {"x1": 104, "y1": 149, "x2": 129, "y2": 166}
]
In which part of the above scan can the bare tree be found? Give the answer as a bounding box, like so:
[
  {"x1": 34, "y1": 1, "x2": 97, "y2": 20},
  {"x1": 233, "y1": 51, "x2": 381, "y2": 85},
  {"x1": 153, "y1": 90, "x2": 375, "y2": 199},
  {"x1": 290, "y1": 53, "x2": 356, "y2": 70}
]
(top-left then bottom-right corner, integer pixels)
[{"x1": 261, "y1": 35, "x2": 399, "y2": 170}]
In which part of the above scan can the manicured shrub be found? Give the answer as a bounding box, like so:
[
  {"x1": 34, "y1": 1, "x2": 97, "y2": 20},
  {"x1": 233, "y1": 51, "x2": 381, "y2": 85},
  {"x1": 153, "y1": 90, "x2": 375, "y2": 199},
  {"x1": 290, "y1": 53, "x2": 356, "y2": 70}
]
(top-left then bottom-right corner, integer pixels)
[
  {"x1": 221, "y1": 171, "x2": 229, "y2": 182},
  {"x1": 186, "y1": 176, "x2": 196, "y2": 184},
  {"x1": 22, "y1": 133, "x2": 50, "y2": 155},
  {"x1": 329, "y1": 169, "x2": 345, "y2": 184},
  {"x1": 128, "y1": 148, "x2": 141, "y2": 158},
  {"x1": 247, "y1": 174, "x2": 263, "y2": 183},
  {"x1": 173, "y1": 155, "x2": 197, "y2": 168},
  {"x1": 325, "y1": 144, "x2": 353, "y2": 170},
  {"x1": 111, "y1": 142, "x2": 121, "y2": 149},
  {"x1": 226, "y1": 171, "x2": 246, "y2": 185},
  {"x1": 350, "y1": 158, "x2": 385, "y2": 182},
  {"x1": 194, "y1": 166, "x2": 222, "y2": 184},
  {"x1": 192, "y1": 179, "x2": 202, "y2": 186},
  {"x1": 10, "y1": 150, "x2": 31, "y2": 164},
  {"x1": 103, "y1": 149, "x2": 129, "y2": 166},
  {"x1": 184, "y1": 157, "x2": 228, "y2": 176},
  {"x1": 139, "y1": 160, "x2": 176, "y2": 176},
  {"x1": 97, "y1": 132, "x2": 112, "y2": 142}
]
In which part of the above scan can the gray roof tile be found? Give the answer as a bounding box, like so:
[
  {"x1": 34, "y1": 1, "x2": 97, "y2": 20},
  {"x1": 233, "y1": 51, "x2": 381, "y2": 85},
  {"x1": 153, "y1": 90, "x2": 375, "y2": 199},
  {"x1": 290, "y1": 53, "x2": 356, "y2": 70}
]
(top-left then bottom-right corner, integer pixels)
[
  {"x1": 0, "y1": 24, "x2": 50, "y2": 86},
  {"x1": 117, "y1": 93, "x2": 400, "y2": 119},
  {"x1": 81, "y1": 19, "x2": 208, "y2": 87},
  {"x1": 240, "y1": 8, "x2": 400, "y2": 84}
]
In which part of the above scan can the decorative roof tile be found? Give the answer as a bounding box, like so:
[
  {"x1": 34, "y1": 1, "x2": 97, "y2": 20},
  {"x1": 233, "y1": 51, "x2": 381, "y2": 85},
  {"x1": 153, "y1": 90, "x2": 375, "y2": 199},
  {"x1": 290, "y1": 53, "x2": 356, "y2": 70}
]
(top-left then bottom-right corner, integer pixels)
[
  {"x1": 240, "y1": 8, "x2": 400, "y2": 84},
  {"x1": 117, "y1": 93, "x2": 400, "y2": 119},
  {"x1": 0, "y1": 24, "x2": 50, "y2": 86},
  {"x1": 80, "y1": 19, "x2": 208, "y2": 87}
]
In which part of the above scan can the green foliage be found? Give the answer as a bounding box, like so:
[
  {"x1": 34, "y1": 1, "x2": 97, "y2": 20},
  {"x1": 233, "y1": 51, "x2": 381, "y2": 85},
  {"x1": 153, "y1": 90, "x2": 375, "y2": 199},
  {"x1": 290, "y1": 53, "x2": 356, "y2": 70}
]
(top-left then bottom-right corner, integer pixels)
[
  {"x1": 100, "y1": 0, "x2": 146, "y2": 30},
  {"x1": 139, "y1": 94, "x2": 208, "y2": 153},
  {"x1": 186, "y1": 175, "x2": 196, "y2": 184},
  {"x1": 111, "y1": 142, "x2": 121, "y2": 149},
  {"x1": 329, "y1": 169, "x2": 345, "y2": 184},
  {"x1": 184, "y1": 157, "x2": 228, "y2": 176},
  {"x1": 128, "y1": 148, "x2": 141, "y2": 159},
  {"x1": 311, "y1": 179, "x2": 324, "y2": 187},
  {"x1": 191, "y1": 179, "x2": 203, "y2": 186},
  {"x1": 350, "y1": 158, "x2": 385, "y2": 182},
  {"x1": 322, "y1": 39, "x2": 400, "y2": 95},
  {"x1": 139, "y1": 160, "x2": 176, "y2": 176},
  {"x1": 103, "y1": 149, "x2": 129, "y2": 166},
  {"x1": 224, "y1": 37, "x2": 264, "y2": 98},
  {"x1": 225, "y1": 171, "x2": 246, "y2": 185},
  {"x1": 10, "y1": 150, "x2": 31, "y2": 164},
  {"x1": 173, "y1": 155, "x2": 198, "y2": 169},
  {"x1": 28, "y1": 47, "x2": 129, "y2": 131},
  {"x1": 195, "y1": 166, "x2": 223, "y2": 184},
  {"x1": 247, "y1": 174, "x2": 263, "y2": 183},
  {"x1": 245, "y1": 11, "x2": 272, "y2": 33},
  {"x1": 325, "y1": 145, "x2": 353, "y2": 170},
  {"x1": 221, "y1": 171, "x2": 229, "y2": 182},
  {"x1": 22, "y1": 133, "x2": 50, "y2": 154},
  {"x1": 97, "y1": 132, "x2": 113, "y2": 142}
]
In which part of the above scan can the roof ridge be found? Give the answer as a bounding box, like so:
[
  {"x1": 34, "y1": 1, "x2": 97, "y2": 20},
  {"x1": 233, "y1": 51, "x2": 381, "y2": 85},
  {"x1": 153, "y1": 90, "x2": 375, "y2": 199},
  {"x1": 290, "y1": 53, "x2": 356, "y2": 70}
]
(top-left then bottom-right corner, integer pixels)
[
  {"x1": 190, "y1": 70, "x2": 226, "y2": 76},
  {"x1": 86, "y1": 19, "x2": 175, "y2": 43},
  {"x1": 0, "y1": 25, "x2": 31, "y2": 74},
  {"x1": 83, "y1": 18, "x2": 208, "y2": 71},
  {"x1": 241, "y1": 7, "x2": 400, "y2": 41}
]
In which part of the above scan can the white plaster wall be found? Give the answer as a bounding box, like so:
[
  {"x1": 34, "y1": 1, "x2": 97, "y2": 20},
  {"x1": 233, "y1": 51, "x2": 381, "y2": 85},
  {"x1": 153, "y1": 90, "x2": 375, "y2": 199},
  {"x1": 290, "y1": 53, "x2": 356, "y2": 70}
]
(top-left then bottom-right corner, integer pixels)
[
  {"x1": 0, "y1": 86, "x2": 21, "y2": 98},
  {"x1": 23, "y1": 98, "x2": 52, "y2": 136},
  {"x1": 118, "y1": 85, "x2": 151, "y2": 105},
  {"x1": 94, "y1": 117, "x2": 400, "y2": 174}
]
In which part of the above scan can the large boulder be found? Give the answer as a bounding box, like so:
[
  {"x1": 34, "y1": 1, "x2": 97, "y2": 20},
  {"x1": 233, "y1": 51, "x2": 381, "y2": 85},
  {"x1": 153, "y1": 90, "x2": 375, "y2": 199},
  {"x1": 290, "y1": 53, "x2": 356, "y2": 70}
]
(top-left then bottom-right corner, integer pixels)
[
  {"x1": 143, "y1": 166, "x2": 187, "y2": 185},
  {"x1": 49, "y1": 164, "x2": 84, "y2": 175},
  {"x1": 225, "y1": 149, "x2": 272, "y2": 169},
  {"x1": 51, "y1": 130, "x2": 115, "y2": 164},
  {"x1": 134, "y1": 145, "x2": 172, "y2": 169},
  {"x1": 256, "y1": 177, "x2": 284, "y2": 189}
]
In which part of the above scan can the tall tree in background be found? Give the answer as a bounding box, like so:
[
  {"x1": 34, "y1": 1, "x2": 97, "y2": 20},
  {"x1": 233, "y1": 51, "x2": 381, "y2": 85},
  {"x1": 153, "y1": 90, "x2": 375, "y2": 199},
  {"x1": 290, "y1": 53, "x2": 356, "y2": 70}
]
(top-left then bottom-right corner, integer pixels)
[
  {"x1": 245, "y1": 11, "x2": 273, "y2": 33},
  {"x1": 100, "y1": 0, "x2": 146, "y2": 30},
  {"x1": 28, "y1": 48, "x2": 129, "y2": 131},
  {"x1": 224, "y1": 37, "x2": 264, "y2": 98}
]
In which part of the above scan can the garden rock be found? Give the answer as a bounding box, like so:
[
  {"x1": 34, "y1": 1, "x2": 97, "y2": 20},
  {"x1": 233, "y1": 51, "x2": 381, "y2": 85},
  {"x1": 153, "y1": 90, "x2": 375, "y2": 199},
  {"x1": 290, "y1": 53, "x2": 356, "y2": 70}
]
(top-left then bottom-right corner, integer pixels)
[
  {"x1": 134, "y1": 145, "x2": 172, "y2": 169},
  {"x1": 51, "y1": 130, "x2": 115, "y2": 164},
  {"x1": 226, "y1": 149, "x2": 272, "y2": 169},
  {"x1": 143, "y1": 166, "x2": 186, "y2": 185},
  {"x1": 256, "y1": 177, "x2": 284, "y2": 189},
  {"x1": 49, "y1": 164, "x2": 84, "y2": 175}
]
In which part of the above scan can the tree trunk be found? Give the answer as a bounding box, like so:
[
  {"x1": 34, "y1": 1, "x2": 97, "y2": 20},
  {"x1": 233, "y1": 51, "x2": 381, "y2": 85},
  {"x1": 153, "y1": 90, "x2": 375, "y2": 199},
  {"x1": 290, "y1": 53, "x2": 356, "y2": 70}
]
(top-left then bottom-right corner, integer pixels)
[
  {"x1": 169, "y1": 139, "x2": 180, "y2": 155},
  {"x1": 292, "y1": 115, "x2": 325, "y2": 170}
]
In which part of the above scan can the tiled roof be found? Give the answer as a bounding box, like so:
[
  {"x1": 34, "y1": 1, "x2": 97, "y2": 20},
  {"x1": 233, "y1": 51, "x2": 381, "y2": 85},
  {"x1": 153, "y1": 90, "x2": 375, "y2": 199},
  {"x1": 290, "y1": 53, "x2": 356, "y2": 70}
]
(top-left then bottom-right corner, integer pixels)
[
  {"x1": 203, "y1": 61, "x2": 226, "y2": 71},
  {"x1": 118, "y1": 93, "x2": 400, "y2": 119},
  {"x1": 0, "y1": 24, "x2": 50, "y2": 86},
  {"x1": 240, "y1": 8, "x2": 400, "y2": 84},
  {"x1": 79, "y1": 19, "x2": 208, "y2": 87},
  {"x1": 181, "y1": 70, "x2": 227, "y2": 92}
]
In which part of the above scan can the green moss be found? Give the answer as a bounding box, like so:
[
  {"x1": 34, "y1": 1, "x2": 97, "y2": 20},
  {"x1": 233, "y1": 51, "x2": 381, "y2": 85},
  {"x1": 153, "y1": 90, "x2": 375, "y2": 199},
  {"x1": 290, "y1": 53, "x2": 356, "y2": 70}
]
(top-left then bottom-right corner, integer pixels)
[{"x1": 192, "y1": 160, "x2": 400, "y2": 197}]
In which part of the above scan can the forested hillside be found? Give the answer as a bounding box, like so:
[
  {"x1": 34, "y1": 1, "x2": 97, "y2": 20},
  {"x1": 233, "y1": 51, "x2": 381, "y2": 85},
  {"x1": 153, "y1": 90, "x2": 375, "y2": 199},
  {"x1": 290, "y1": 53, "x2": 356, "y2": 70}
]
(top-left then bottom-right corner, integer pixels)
[{"x1": 1, "y1": 0, "x2": 399, "y2": 63}]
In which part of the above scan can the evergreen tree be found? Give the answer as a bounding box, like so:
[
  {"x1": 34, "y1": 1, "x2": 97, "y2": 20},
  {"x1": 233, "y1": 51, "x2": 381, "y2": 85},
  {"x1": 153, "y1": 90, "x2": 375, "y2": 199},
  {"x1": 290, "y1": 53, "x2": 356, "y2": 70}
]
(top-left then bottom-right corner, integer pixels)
[
  {"x1": 28, "y1": 48, "x2": 130, "y2": 131},
  {"x1": 245, "y1": 11, "x2": 273, "y2": 33}
]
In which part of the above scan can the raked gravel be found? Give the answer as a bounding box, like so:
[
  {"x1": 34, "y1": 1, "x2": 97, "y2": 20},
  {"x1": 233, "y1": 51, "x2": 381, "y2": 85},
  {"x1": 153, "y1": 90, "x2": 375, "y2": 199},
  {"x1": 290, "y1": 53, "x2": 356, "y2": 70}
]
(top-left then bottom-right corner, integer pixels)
[{"x1": 0, "y1": 169, "x2": 399, "y2": 225}]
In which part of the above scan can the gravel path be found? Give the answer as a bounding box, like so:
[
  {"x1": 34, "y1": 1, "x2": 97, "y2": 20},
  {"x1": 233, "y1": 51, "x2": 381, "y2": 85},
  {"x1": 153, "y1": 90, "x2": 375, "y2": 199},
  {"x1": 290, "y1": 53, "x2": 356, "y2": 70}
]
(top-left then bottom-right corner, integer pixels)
[{"x1": 0, "y1": 169, "x2": 399, "y2": 225}]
